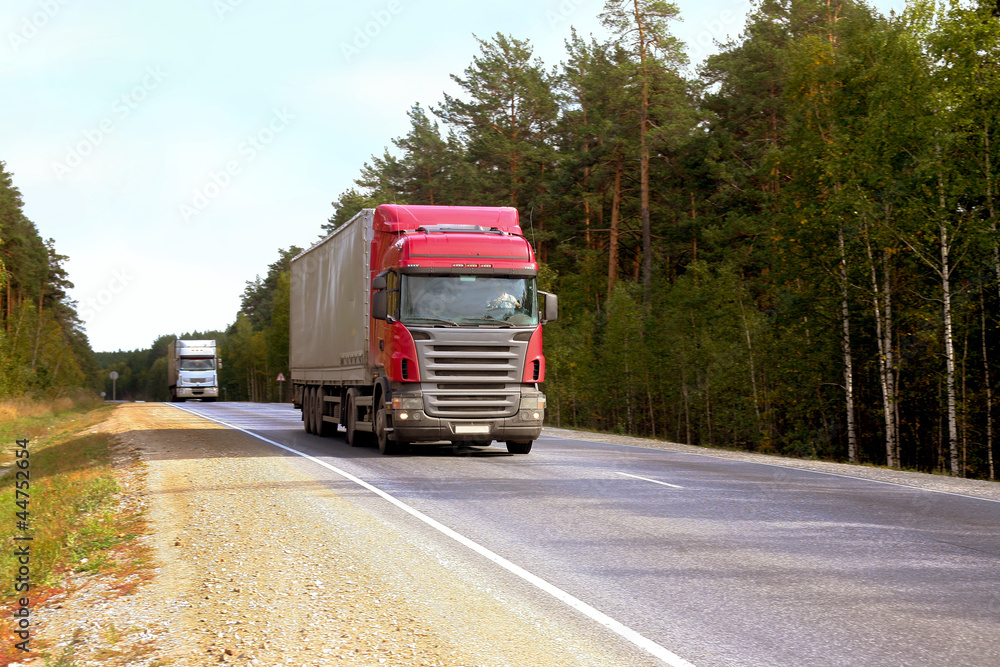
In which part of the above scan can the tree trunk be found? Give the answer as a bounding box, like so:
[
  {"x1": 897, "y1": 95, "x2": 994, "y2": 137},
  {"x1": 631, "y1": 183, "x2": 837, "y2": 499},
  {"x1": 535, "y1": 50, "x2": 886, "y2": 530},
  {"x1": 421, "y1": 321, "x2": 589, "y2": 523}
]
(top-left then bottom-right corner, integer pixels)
[
  {"x1": 864, "y1": 226, "x2": 895, "y2": 467},
  {"x1": 647, "y1": 377, "x2": 656, "y2": 438},
  {"x1": 681, "y1": 366, "x2": 691, "y2": 445},
  {"x1": 941, "y1": 222, "x2": 960, "y2": 476},
  {"x1": 883, "y1": 248, "x2": 900, "y2": 467},
  {"x1": 737, "y1": 288, "x2": 763, "y2": 441},
  {"x1": 607, "y1": 156, "x2": 623, "y2": 297},
  {"x1": 983, "y1": 287, "x2": 996, "y2": 481},
  {"x1": 31, "y1": 259, "x2": 47, "y2": 371},
  {"x1": 633, "y1": 0, "x2": 653, "y2": 303},
  {"x1": 838, "y1": 227, "x2": 859, "y2": 464},
  {"x1": 935, "y1": 139, "x2": 960, "y2": 477},
  {"x1": 703, "y1": 371, "x2": 712, "y2": 447},
  {"x1": 961, "y1": 324, "x2": 969, "y2": 476}
]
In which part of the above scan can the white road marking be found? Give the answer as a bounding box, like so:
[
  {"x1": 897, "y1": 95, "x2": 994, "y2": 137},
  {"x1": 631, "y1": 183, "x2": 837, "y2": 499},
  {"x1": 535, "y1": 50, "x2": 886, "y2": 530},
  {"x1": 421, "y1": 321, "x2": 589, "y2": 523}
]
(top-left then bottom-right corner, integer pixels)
[
  {"x1": 171, "y1": 404, "x2": 697, "y2": 667},
  {"x1": 617, "y1": 472, "x2": 685, "y2": 489}
]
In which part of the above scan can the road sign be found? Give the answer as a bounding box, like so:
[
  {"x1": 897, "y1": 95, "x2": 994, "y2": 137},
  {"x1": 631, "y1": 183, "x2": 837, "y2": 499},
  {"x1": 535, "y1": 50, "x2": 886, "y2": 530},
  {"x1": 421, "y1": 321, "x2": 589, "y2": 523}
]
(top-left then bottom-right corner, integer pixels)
[
  {"x1": 109, "y1": 371, "x2": 119, "y2": 401},
  {"x1": 109, "y1": 371, "x2": 119, "y2": 380},
  {"x1": 276, "y1": 373, "x2": 286, "y2": 382}
]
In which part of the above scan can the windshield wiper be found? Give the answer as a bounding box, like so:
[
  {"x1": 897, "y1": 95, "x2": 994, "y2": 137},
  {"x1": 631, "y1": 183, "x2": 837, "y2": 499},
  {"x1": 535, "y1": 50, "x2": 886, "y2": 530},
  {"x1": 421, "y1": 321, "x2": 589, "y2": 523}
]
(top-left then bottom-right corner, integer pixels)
[
  {"x1": 405, "y1": 317, "x2": 459, "y2": 327},
  {"x1": 463, "y1": 317, "x2": 515, "y2": 328}
]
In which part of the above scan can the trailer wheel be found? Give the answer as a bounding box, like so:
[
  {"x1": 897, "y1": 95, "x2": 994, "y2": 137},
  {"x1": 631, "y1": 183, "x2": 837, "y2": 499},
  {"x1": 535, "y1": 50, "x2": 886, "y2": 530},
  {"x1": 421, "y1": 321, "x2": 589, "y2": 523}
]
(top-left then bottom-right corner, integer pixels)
[
  {"x1": 303, "y1": 386, "x2": 314, "y2": 434},
  {"x1": 505, "y1": 440, "x2": 533, "y2": 454},
  {"x1": 309, "y1": 387, "x2": 320, "y2": 435},
  {"x1": 316, "y1": 388, "x2": 336, "y2": 437}
]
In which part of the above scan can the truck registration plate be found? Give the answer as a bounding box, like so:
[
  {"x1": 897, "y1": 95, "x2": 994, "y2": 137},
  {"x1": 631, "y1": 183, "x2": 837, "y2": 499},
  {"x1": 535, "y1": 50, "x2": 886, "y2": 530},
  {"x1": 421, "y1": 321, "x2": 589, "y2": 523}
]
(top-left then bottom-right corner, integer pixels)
[{"x1": 455, "y1": 425, "x2": 490, "y2": 434}]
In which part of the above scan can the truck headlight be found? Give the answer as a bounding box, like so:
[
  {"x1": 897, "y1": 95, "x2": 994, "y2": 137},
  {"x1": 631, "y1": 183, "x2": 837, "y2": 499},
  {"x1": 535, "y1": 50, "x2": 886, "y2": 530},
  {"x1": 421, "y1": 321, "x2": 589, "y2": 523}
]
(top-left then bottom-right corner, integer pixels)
[
  {"x1": 519, "y1": 395, "x2": 546, "y2": 410},
  {"x1": 392, "y1": 396, "x2": 423, "y2": 410}
]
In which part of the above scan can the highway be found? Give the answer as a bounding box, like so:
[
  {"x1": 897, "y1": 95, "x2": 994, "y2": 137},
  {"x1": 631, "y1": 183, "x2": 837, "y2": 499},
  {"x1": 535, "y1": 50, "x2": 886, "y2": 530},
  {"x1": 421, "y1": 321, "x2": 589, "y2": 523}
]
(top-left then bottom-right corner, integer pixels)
[{"x1": 174, "y1": 401, "x2": 1000, "y2": 667}]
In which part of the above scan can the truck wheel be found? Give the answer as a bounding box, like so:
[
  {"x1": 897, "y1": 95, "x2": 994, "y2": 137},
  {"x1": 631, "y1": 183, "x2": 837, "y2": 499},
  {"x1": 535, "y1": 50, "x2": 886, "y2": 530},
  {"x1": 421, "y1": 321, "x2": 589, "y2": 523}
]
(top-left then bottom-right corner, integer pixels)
[
  {"x1": 317, "y1": 389, "x2": 336, "y2": 437},
  {"x1": 309, "y1": 386, "x2": 320, "y2": 435},
  {"x1": 375, "y1": 404, "x2": 398, "y2": 455},
  {"x1": 305, "y1": 387, "x2": 316, "y2": 434},
  {"x1": 505, "y1": 440, "x2": 533, "y2": 454},
  {"x1": 346, "y1": 391, "x2": 362, "y2": 446}
]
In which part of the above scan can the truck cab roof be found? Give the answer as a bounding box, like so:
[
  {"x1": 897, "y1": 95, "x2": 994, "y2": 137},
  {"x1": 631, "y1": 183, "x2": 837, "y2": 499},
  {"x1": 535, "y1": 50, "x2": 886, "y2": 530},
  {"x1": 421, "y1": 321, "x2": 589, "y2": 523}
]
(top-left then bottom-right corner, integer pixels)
[{"x1": 373, "y1": 204, "x2": 522, "y2": 236}]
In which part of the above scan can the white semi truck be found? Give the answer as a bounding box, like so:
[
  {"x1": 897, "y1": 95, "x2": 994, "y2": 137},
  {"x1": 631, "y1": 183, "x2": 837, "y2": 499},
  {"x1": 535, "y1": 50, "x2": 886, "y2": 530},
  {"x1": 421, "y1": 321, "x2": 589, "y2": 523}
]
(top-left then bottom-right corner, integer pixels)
[{"x1": 168, "y1": 339, "x2": 221, "y2": 402}]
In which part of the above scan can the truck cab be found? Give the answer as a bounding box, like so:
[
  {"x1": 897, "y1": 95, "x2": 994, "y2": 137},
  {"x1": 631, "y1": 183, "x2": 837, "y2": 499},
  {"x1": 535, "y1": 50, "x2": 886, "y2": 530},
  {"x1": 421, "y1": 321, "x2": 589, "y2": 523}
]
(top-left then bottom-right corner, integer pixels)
[
  {"x1": 290, "y1": 204, "x2": 556, "y2": 455},
  {"x1": 169, "y1": 339, "x2": 221, "y2": 402}
]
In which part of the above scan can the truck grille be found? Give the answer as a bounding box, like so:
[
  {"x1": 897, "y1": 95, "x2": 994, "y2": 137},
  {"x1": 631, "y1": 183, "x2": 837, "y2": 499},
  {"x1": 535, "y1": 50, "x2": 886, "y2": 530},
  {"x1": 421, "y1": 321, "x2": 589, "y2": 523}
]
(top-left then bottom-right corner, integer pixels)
[{"x1": 411, "y1": 328, "x2": 530, "y2": 419}]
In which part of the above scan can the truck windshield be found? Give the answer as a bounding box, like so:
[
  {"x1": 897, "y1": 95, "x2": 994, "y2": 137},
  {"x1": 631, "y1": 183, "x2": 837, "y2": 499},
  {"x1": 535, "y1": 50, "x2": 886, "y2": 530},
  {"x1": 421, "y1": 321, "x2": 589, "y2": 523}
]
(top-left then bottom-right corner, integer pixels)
[
  {"x1": 179, "y1": 358, "x2": 215, "y2": 370},
  {"x1": 400, "y1": 275, "x2": 538, "y2": 326}
]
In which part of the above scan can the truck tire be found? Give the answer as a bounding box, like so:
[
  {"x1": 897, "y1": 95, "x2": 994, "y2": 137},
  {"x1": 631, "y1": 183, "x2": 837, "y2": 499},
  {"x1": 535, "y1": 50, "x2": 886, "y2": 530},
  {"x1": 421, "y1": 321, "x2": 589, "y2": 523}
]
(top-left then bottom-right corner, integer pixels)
[
  {"x1": 505, "y1": 440, "x2": 533, "y2": 454},
  {"x1": 375, "y1": 403, "x2": 398, "y2": 455},
  {"x1": 346, "y1": 390, "x2": 367, "y2": 447},
  {"x1": 305, "y1": 386, "x2": 316, "y2": 434},
  {"x1": 317, "y1": 388, "x2": 336, "y2": 438}
]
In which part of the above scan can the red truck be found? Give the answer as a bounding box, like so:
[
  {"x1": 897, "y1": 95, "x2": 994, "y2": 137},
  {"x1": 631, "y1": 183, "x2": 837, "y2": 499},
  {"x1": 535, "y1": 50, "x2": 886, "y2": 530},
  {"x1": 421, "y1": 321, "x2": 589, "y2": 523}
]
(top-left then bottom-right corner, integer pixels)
[{"x1": 290, "y1": 204, "x2": 557, "y2": 454}]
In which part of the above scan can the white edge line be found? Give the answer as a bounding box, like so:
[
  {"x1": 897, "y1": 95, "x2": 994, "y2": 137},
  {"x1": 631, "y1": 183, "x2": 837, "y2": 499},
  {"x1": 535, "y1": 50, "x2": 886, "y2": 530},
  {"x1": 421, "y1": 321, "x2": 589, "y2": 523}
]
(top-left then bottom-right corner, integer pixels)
[
  {"x1": 616, "y1": 472, "x2": 685, "y2": 489},
  {"x1": 575, "y1": 435, "x2": 1000, "y2": 505},
  {"x1": 170, "y1": 404, "x2": 697, "y2": 667}
]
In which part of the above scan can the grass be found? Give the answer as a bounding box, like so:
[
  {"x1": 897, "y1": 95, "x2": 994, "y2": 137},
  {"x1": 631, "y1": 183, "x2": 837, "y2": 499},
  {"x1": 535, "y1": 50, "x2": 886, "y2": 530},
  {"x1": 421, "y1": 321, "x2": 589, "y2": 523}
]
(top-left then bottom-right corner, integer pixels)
[
  {"x1": 0, "y1": 392, "x2": 108, "y2": 453},
  {"x1": 0, "y1": 397, "x2": 150, "y2": 664}
]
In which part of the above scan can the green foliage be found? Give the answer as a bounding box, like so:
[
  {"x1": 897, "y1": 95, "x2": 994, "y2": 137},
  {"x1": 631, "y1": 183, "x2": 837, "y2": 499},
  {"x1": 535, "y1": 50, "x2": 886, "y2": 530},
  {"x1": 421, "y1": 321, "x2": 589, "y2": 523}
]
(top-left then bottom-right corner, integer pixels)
[
  {"x1": 0, "y1": 162, "x2": 97, "y2": 399},
  {"x1": 81, "y1": 1, "x2": 1000, "y2": 478}
]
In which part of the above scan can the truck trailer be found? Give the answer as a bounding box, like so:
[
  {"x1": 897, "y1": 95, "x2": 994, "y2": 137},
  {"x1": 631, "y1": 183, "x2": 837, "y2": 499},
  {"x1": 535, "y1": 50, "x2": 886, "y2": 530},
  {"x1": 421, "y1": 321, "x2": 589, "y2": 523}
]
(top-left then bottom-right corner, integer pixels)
[
  {"x1": 289, "y1": 204, "x2": 557, "y2": 454},
  {"x1": 167, "y1": 339, "x2": 221, "y2": 402}
]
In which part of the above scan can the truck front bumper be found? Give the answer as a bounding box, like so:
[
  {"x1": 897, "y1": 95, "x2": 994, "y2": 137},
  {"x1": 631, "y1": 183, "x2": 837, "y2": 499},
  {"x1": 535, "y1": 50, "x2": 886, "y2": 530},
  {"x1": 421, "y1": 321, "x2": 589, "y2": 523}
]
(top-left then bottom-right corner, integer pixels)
[
  {"x1": 389, "y1": 411, "x2": 544, "y2": 444},
  {"x1": 176, "y1": 387, "x2": 219, "y2": 399}
]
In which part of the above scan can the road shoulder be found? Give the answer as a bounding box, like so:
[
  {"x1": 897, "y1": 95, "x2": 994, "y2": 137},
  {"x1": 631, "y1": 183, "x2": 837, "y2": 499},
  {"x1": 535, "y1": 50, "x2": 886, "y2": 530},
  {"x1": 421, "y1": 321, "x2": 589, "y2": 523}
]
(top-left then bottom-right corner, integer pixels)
[{"x1": 30, "y1": 404, "x2": 639, "y2": 667}]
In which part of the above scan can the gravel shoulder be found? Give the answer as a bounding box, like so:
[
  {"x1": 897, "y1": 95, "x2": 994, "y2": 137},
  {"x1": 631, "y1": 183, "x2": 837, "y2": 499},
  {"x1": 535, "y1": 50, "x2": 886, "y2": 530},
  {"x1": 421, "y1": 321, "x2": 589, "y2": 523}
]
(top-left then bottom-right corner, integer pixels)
[
  {"x1": 25, "y1": 404, "x2": 639, "y2": 667},
  {"x1": 544, "y1": 427, "x2": 1000, "y2": 502}
]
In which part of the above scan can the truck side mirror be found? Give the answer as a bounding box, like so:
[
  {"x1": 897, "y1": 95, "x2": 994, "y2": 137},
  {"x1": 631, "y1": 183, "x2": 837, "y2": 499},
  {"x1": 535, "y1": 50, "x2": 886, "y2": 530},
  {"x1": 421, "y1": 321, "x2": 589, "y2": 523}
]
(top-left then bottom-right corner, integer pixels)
[
  {"x1": 372, "y1": 274, "x2": 387, "y2": 291},
  {"x1": 539, "y1": 292, "x2": 558, "y2": 323},
  {"x1": 218, "y1": 360, "x2": 223, "y2": 369},
  {"x1": 372, "y1": 291, "x2": 388, "y2": 320}
]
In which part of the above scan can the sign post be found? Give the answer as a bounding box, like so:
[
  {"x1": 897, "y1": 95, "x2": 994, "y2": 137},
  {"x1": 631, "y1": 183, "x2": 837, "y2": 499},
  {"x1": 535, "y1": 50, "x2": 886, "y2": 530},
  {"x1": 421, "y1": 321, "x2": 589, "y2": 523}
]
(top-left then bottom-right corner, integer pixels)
[
  {"x1": 276, "y1": 372, "x2": 286, "y2": 403},
  {"x1": 109, "y1": 371, "x2": 119, "y2": 401}
]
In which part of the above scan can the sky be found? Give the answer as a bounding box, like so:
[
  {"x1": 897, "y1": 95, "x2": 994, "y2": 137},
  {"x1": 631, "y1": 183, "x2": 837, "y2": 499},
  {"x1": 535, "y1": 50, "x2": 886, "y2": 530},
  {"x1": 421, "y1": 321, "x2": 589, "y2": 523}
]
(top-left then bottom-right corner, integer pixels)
[{"x1": 1, "y1": 0, "x2": 906, "y2": 353}]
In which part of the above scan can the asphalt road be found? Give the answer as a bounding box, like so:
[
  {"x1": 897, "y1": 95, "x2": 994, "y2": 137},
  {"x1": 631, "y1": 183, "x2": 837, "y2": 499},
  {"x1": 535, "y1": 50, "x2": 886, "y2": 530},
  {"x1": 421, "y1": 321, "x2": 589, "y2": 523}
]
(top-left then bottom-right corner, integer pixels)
[{"x1": 173, "y1": 401, "x2": 1000, "y2": 667}]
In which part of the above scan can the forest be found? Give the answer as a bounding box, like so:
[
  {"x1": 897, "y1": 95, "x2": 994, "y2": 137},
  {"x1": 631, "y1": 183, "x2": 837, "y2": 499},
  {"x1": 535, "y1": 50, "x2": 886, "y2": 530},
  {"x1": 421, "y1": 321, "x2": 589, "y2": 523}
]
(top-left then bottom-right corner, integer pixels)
[
  {"x1": 93, "y1": 0, "x2": 1000, "y2": 480},
  {"x1": 0, "y1": 162, "x2": 97, "y2": 399}
]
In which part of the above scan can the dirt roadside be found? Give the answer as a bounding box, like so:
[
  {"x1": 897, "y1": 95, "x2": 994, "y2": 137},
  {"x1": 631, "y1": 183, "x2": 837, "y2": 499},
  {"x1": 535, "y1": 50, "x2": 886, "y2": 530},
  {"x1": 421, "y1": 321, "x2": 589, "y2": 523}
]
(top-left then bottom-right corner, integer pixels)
[{"x1": 17, "y1": 403, "x2": 635, "y2": 667}]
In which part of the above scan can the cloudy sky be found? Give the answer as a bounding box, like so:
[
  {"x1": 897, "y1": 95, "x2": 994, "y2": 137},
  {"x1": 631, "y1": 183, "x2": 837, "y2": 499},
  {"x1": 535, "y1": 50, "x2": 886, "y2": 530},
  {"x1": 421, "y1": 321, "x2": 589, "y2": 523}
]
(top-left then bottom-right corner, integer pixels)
[{"x1": 1, "y1": 0, "x2": 905, "y2": 352}]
